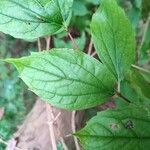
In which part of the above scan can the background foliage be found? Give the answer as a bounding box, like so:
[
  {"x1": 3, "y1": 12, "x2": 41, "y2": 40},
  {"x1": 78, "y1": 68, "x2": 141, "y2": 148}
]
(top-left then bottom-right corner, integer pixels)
[{"x1": 0, "y1": 35, "x2": 36, "y2": 148}]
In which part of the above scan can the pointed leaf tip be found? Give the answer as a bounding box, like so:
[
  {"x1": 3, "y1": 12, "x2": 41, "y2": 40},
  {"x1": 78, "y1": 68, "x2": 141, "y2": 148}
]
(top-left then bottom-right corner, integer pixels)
[
  {"x1": 5, "y1": 48, "x2": 116, "y2": 110},
  {"x1": 91, "y1": 0, "x2": 135, "y2": 81},
  {"x1": 0, "y1": 0, "x2": 74, "y2": 40}
]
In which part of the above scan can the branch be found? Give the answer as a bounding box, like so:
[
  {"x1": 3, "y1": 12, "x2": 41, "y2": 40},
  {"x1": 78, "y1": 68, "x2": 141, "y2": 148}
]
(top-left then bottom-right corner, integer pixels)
[
  {"x1": 116, "y1": 92, "x2": 131, "y2": 103},
  {"x1": 91, "y1": 51, "x2": 97, "y2": 57},
  {"x1": 45, "y1": 36, "x2": 51, "y2": 50},
  {"x1": 60, "y1": 137, "x2": 69, "y2": 150},
  {"x1": 44, "y1": 36, "x2": 57, "y2": 150},
  {"x1": 117, "y1": 81, "x2": 121, "y2": 93},
  {"x1": 88, "y1": 39, "x2": 93, "y2": 55},
  {"x1": 116, "y1": 81, "x2": 131, "y2": 103},
  {"x1": 46, "y1": 103, "x2": 57, "y2": 150},
  {"x1": 71, "y1": 111, "x2": 80, "y2": 150},
  {"x1": 0, "y1": 138, "x2": 24, "y2": 150},
  {"x1": 67, "y1": 32, "x2": 79, "y2": 49},
  {"x1": 37, "y1": 38, "x2": 42, "y2": 52},
  {"x1": 132, "y1": 64, "x2": 150, "y2": 74},
  {"x1": 56, "y1": 126, "x2": 69, "y2": 150}
]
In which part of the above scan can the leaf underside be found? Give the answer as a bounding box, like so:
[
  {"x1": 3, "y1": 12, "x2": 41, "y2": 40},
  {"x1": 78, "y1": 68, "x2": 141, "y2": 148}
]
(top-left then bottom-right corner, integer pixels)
[{"x1": 5, "y1": 49, "x2": 116, "y2": 110}]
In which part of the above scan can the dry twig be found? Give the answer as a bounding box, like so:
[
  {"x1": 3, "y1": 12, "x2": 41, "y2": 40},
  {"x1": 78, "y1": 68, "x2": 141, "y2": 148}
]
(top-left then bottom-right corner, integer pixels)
[
  {"x1": 45, "y1": 36, "x2": 51, "y2": 50},
  {"x1": 37, "y1": 38, "x2": 42, "y2": 52},
  {"x1": 72, "y1": 111, "x2": 80, "y2": 150},
  {"x1": 91, "y1": 51, "x2": 97, "y2": 57},
  {"x1": 60, "y1": 137, "x2": 69, "y2": 150},
  {"x1": 46, "y1": 103, "x2": 57, "y2": 150},
  {"x1": 0, "y1": 138, "x2": 24, "y2": 150},
  {"x1": 88, "y1": 39, "x2": 93, "y2": 55}
]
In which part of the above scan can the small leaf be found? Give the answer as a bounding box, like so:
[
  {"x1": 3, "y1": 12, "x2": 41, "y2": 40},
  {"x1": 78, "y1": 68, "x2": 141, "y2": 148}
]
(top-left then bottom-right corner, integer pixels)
[
  {"x1": 115, "y1": 67, "x2": 150, "y2": 108},
  {"x1": 139, "y1": 17, "x2": 150, "y2": 64},
  {"x1": 91, "y1": 0, "x2": 135, "y2": 81},
  {"x1": 130, "y1": 69, "x2": 150, "y2": 99},
  {"x1": 5, "y1": 49, "x2": 116, "y2": 110},
  {"x1": 0, "y1": 0, "x2": 73, "y2": 40},
  {"x1": 85, "y1": 0, "x2": 100, "y2": 5},
  {"x1": 73, "y1": 0, "x2": 89, "y2": 16},
  {"x1": 132, "y1": 65, "x2": 150, "y2": 82},
  {"x1": 75, "y1": 106, "x2": 150, "y2": 150},
  {"x1": 116, "y1": 79, "x2": 150, "y2": 108}
]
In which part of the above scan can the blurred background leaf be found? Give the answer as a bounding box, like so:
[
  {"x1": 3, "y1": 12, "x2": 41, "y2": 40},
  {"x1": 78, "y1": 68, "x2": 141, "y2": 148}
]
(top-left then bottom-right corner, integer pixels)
[{"x1": 0, "y1": 34, "x2": 36, "y2": 149}]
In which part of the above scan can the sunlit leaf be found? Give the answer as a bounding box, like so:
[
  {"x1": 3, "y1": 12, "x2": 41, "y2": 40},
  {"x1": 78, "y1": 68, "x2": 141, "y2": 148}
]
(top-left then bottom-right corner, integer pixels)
[
  {"x1": 91, "y1": 0, "x2": 135, "y2": 81},
  {"x1": 4, "y1": 49, "x2": 116, "y2": 110}
]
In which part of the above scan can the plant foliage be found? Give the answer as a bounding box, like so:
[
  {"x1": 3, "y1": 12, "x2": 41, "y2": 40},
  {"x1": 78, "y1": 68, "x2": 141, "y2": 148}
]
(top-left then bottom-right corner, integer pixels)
[
  {"x1": 0, "y1": 0, "x2": 150, "y2": 149},
  {"x1": 5, "y1": 49, "x2": 115, "y2": 110},
  {"x1": 0, "y1": 0, "x2": 73, "y2": 40},
  {"x1": 91, "y1": 0, "x2": 135, "y2": 81},
  {"x1": 75, "y1": 106, "x2": 150, "y2": 150}
]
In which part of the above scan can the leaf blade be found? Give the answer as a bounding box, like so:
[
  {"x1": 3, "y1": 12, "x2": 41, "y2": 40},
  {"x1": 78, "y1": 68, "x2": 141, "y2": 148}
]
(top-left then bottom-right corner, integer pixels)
[
  {"x1": 75, "y1": 106, "x2": 150, "y2": 150},
  {"x1": 91, "y1": 0, "x2": 136, "y2": 81},
  {"x1": 0, "y1": 0, "x2": 73, "y2": 40},
  {"x1": 5, "y1": 49, "x2": 116, "y2": 110}
]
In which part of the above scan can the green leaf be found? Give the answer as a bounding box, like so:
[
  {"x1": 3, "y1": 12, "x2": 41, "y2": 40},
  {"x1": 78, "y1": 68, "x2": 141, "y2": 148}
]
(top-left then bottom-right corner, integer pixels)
[
  {"x1": 0, "y1": 0, "x2": 73, "y2": 40},
  {"x1": 4, "y1": 49, "x2": 116, "y2": 110},
  {"x1": 132, "y1": 65, "x2": 150, "y2": 83},
  {"x1": 126, "y1": 0, "x2": 142, "y2": 30},
  {"x1": 142, "y1": 0, "x2": 150, "y2": 20},
  {"x1": 139, "y1": 17, "x2": 150, "y2": 64},
  {"x1": 85, "y1": 0, "x2": 100, "y2": 5},
  {"x1": 73, "y1": 0, "x2": 89, "y2": 16},
  {"x1": 115, "y1": 66, "x2": 150, "y2": 108},
  {"x1": 91, "y1": 0, "x2": 135, "y2": 81},
  {"x1": 116, "y1": 78, "x2": 150, "y2": 107},
  {"x1": 130, "y1": 69, "x2": 150, "y2": 99},
  {"x1": 75, "y1": 106, "x2": 150, "y2": 150}
]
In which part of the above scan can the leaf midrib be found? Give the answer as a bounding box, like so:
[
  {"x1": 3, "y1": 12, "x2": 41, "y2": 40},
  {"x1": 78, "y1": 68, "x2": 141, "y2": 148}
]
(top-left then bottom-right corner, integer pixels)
[
  {"x1": 76, "y1": 134, "x2": 150, "y2": 139},
  {"x1": 19, "y1": 62, "x2": 102, "y2": 89},
  {"x1": 0, "y1": 0, "x2": 63, "y2": 26},
  {"x1": 32, "y1": 87, "x2": 106, "y2": 97},
  {"x1": 53, "y1": 54, "x2": 112, "y2": 92}
]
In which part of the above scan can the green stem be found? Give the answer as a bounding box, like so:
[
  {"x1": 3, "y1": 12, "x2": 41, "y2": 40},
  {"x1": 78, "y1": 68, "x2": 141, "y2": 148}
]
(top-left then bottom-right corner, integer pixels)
[
  {"x1": 132, "y1": 64, "x2": 150, "y2": 74},
  {"x1": 116, "y1": 92, "x2": 131, "y2": 103}
]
